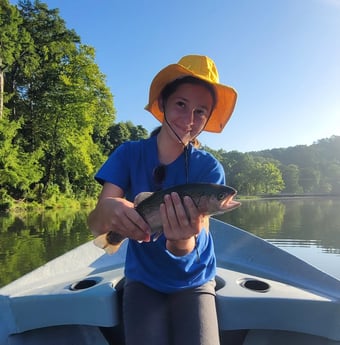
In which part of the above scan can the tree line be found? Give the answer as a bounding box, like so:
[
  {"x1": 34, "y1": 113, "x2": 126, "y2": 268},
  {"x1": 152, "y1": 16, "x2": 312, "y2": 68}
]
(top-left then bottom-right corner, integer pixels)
[
  {"x1": 205, "y1": 135, "x2": 340, "y2": 196},
  {"x1": 0, "y1": 0, "x2": 147, "y2": 209},
  {"x1": 1, "y1": 0, "x2": 339, "y2": 211}
]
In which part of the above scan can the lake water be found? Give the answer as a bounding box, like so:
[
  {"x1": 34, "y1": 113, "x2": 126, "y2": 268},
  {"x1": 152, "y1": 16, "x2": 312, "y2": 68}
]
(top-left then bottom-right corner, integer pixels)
[
  {"x1": 0, "y1": 197, "x2": 339, "y2": 288},
  {"x1": 216, "y1": 196, "x2": 340, "y2": 280}
]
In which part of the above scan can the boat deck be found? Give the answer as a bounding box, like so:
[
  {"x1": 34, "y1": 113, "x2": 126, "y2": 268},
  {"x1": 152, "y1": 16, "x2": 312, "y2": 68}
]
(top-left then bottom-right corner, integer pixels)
[
  {"x1": 1, "y1": 219, "x2": 340, "y2": 345},
  {"x1": 7, "y1": 325, "x2": 340, "y2": 345}
]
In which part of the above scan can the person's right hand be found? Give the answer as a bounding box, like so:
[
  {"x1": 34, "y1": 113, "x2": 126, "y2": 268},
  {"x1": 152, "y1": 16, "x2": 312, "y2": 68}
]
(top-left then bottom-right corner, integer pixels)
[
  {"x1": 96, "y1": 197, "x2": 151, "y2": 242},
  {"x1": 87, "y1": 183, "x2": 151, "y2": 242}
]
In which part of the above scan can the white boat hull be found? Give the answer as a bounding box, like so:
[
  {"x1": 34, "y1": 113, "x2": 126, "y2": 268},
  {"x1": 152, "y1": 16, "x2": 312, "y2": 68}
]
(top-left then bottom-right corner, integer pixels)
[{"x1": 1, "y1": 219, "x2": 339, "y2": 345}]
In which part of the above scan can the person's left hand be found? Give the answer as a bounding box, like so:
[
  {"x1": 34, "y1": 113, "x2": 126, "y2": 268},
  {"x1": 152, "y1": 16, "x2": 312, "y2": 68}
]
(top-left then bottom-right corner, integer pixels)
[{"x1": 160, "y1": 192, "x2": 204, "y2": 255}]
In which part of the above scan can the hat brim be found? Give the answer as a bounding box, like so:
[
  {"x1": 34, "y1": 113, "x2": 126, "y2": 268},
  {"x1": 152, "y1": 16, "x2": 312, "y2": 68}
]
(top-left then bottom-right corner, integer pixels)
[{"x1": 145, "y1": 64, "x2": 237, "y2": 133}]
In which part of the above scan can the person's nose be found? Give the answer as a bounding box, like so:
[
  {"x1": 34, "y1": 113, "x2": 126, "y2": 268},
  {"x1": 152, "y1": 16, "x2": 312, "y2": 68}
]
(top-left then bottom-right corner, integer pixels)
[{"x1": 183, "y1": 108, "x2": 195, "y2": 125}]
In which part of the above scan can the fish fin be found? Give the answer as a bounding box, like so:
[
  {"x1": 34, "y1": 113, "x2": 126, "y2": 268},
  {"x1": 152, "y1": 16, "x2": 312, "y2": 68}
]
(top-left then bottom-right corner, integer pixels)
[
  {"x1": 152, "y1": 232, "x2": 162, "y2": 242},
  {"x1": 134, "y1": 192, "x2": 154, "y2": 206},
  {"x1": 93, "y1": 233, "x2": 109, "y2": 249},
  {"x1": 93, "y1": 233, "x2": 124, "y2": 255},
  {"x1": 103, "y1": 242, "x2": 124, "y2": 255}
]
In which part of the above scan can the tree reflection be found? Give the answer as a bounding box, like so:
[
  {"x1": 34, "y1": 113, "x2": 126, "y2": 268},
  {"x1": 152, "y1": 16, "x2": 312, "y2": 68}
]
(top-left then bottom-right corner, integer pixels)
[
  {"x1": 216, "y1": 200, "x2": 285, "y2": 238},
  {"x1": 215, "y1": 197, "x2": 340, "y2": 251},
  {"x1": 0, "y1": 209, "x2": 92, "y2": 287}
]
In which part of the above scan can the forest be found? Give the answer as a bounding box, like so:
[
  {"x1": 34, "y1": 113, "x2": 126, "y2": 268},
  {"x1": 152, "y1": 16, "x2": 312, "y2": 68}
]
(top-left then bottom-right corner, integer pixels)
[
  {"x1": 205, "y1": 135, "x2": 340, "y2": 196},
  {"x1": 1, "y1": 0, "x2": 339, "y2": 211}
]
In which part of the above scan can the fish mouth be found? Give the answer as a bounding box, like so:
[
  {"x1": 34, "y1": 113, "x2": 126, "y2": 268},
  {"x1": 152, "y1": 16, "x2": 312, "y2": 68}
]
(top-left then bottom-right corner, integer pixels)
[
  {"x1": 220, "y1": 194, "x2": 240, "y2": 211},
  {"x1": 221, "y1": 195, "x2": 233, "y2": 207}
]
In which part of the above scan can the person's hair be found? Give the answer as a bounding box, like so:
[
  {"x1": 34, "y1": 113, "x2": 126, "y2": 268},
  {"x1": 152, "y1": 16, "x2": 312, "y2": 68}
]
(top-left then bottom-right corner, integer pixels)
[
  {"x1": 150, "y1": 126, "x2": 162, "y2": 137},
  {"x1": 151, "y1": 76, "x2": 216, "y2": 148}
]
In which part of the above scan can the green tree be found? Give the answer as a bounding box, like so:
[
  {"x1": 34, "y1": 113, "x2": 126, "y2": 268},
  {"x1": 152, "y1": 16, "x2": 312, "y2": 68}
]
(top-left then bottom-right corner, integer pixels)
[
  {"x1": 322, "y1": 163, "x2": 340, "y2": 193},
  {"x1": 0, "y1": 0, "x2": 21, "y2": 119},
  {"x1": 219, "y1": 150, "x2": 250, "y2": 188},
  {"x1": 252, "y1": 136, "x2": 340, "y2": 195},
  {"x1": 6, "y1": 0, "x2": 115, "y2": 200},
  {"x1": 280, "y1": 164, "x2": 302, "y2": 194},
  {"x1": 1, "y1": 0, "x2": 153, "y2": 205},
  {"x1": 128, "y1": 122, "x2": 148, "y2": 141},
  {"x1": 299, "y1": 167, "x2": 320, "y2": 193},
  {"x1": 259, "y1": 161, "x2": 285, "y2": 194},
  {"x1": 229, "y1": 153, "x2": 258, "y2": 195},
  {"x1": 100, "y1": 121, "x2": 148, "y2": 156},
  {"x1": 0, "y1": 116, "x2": 43, "y2": 200},
  {"x1": 217, "y1": 151, "x2": 284, "y2": 195},
  {"x1": 0, "y1": 0, "x2": 37, "y2": 120}
]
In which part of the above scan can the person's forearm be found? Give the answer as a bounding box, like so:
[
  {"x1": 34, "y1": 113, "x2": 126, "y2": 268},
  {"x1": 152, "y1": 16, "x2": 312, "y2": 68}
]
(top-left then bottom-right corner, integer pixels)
[{"x1": 87, "y1": 198, "x2": 115, "y2": 236}]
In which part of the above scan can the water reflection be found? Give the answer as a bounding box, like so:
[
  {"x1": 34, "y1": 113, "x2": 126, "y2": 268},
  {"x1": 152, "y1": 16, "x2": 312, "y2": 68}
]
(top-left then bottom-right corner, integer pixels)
[
  {"x1": 216, "y1": 199, "x2": 286, "y2": 238},
  {"x1": 1, "y1": 197, "x2": 339, "y2": 287},
  {"x1": 268, "y1": 239, "x2": 340, "y2": 279},
  {"x1": 216, "y1": 197, "x2": 340, "y2": 251},
  {"x1": 0, "y1": 209, "x2": 92, "y2": 287},
  {"x1": 216, "y1": 197, "x2": 340, "y2": 279}
]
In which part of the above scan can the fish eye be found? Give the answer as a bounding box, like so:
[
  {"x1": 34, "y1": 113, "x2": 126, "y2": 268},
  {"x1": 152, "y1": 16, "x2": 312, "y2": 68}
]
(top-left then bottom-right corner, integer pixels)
[{"x1": 218, "y1": 192, "x2": 226, "y2": 200}]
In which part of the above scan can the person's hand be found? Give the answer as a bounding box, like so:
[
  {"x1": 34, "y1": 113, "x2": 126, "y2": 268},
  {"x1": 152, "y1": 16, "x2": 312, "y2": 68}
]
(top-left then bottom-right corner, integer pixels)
[
  {"x1": 89, "y1": 197, "x2": 151, "y2": 242},
  {"x1": 160, "y1": 192, "x2": 204, "y2": 255}
]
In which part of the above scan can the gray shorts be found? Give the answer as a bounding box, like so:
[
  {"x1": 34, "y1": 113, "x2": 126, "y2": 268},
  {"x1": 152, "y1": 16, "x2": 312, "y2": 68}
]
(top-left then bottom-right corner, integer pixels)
[{"x1": 123, "y1": 279, "x2": 220, "y2": 345}]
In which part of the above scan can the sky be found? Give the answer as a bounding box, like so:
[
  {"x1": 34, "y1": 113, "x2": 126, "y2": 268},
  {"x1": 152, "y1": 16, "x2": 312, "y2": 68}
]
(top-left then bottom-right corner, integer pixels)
[{"x1": 11, "y1": 0, "x2": 340, "y2": 152}]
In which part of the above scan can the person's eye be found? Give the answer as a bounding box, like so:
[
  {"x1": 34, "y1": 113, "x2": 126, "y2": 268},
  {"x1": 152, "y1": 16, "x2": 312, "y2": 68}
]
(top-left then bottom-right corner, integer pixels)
[
  {"x1": 176, "y1": 101, "x2": 186, "y2": 108},
  {"x1": 195, "y1": 108, "x2": 208, "y2": 117}
]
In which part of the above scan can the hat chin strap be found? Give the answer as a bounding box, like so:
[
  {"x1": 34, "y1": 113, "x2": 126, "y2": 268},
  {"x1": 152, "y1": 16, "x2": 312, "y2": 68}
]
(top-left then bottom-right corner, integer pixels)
[
  {"x1": 163, "y1": 111, "x2": 190, "y2": 184},
  {"x1": 163, "y1": 107, "x2": 212, "y2": 146},
  {"x1": 164, "y1": 111, "x2": 187, "y2": 147},
  {"x1": 162, "y1": 109, "x2": 211, "y2": 185}
]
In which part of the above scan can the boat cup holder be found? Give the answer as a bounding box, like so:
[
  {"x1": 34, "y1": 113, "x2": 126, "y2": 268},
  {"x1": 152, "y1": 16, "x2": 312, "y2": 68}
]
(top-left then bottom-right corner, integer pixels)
[
  {"x1": 239, "y1": 278, "x2": 270, "y2": 293},
  {"x1": 69, "y1": 277, "x2": 102, "y2": 291},
  {"x1": 215, "y1": 275, "x2": 226, "y2": 291}
]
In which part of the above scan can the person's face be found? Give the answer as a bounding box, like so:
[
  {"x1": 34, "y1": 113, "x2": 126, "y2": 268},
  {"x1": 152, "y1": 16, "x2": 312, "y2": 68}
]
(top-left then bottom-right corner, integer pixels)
[{"x1": 161, "y1": 83, "x2": 213, "y2": 144}]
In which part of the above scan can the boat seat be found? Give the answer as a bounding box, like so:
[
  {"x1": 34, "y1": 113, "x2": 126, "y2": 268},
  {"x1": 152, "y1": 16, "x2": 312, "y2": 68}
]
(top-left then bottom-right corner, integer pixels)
[
  {"x1": 7, "y1": 325, "x2": 109, "y2": 345},
  {"x1": 243, "y1": 330, "x2": 340, "y2": 345},
  {"x1": 215, "y1": 267, "x2": 340, "y2": 341},
  {"x1": 4, "y1": 269, "x2": 125, "y2": 336}
]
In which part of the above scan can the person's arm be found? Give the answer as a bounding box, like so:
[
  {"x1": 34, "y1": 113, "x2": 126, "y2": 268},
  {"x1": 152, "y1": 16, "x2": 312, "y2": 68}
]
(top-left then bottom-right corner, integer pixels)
[
  {"x1": 161, "y1": 193, "x2": 206, "y2": 256},
  {"x1": 87, "y1": 182, "x2": 151, "y2": 242}
]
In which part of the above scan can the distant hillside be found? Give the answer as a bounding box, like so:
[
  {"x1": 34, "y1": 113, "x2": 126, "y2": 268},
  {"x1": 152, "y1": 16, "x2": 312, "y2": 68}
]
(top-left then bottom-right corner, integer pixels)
[
  {"x1": 250, "y1": 136, "x2": 340, "y2": 168},
  {"x1": 204, "y1": 135, "x2": 340, "y2": 195},
  {"x1": 250, "y1": 135, "x2": 340, "y2": 194}
]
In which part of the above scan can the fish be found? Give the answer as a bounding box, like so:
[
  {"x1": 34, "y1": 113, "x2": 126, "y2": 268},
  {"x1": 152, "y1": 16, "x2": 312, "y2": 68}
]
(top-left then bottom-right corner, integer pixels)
[{"x1": 93, "y1": 183, "x2": 240, "y2": 254}]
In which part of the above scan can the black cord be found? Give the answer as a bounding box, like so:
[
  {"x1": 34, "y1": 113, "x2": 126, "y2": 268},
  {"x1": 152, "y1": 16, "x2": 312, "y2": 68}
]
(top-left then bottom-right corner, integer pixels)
[{"x1": 163, "y1": 111, "x2": 190, "y2": 184}]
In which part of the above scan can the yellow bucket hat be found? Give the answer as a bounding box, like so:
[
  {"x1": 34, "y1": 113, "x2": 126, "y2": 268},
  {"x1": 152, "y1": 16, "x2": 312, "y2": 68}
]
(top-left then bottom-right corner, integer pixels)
[{"x1": 145, "y1": 55, "x2": 237, "y2": 133}]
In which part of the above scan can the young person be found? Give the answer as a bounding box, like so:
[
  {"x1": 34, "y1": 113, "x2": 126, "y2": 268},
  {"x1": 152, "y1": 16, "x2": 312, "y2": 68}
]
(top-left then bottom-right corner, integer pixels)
[{"x1": 88, "y1": 55, "x2": 238, "y2": 345}]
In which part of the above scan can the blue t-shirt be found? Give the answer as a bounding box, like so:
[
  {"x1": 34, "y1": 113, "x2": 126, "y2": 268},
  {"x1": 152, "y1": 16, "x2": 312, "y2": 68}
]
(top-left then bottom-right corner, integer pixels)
[{"x1": 95, "y1": 135, "x2": 225, "y2": 293}]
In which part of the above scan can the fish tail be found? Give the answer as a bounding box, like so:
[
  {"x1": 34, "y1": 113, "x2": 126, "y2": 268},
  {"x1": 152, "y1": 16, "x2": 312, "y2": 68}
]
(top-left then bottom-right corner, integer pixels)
[
  {"x1": 103, "y1": 242, "x2": 123, "y2": 255},
  {"x1": 93, "y1": 233, "x2": 123, "y2": 255}
]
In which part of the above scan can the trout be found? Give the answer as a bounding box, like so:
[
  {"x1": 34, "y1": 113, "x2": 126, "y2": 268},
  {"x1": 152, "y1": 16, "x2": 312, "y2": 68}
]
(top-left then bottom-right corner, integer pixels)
[{"x1": 94, "y1": 183, "x2": 239, "y2": 254}]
